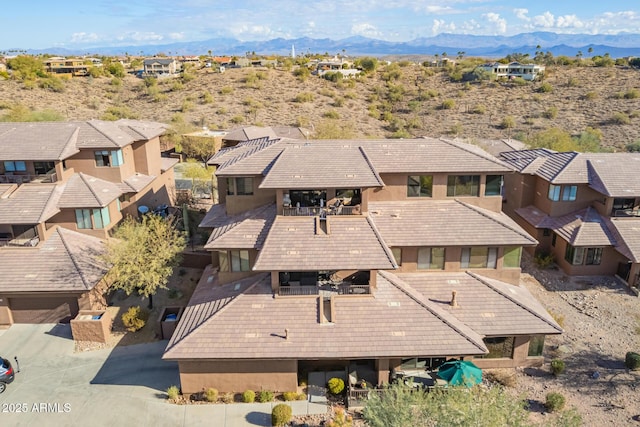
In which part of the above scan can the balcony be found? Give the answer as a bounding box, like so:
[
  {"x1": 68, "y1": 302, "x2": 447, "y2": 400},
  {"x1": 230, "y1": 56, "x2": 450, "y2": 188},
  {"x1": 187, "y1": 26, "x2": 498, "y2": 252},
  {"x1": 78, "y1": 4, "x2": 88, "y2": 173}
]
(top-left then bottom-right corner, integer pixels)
[
  {"x1": 0, "y1": 236, "x2": 40, "y2": 247},
  {"x1": 0, "y1": 172, "x2": 58, "y2": 184},
  {"x1": 613, "y1": 209, "x2": 640, "y2": 218},
  {"x1": 278, "y1": 283, "x2": 371, "y2": 296},
  {"x1": 282, "y1": 205, "x2": 360, "y2": 216},
  {"x1": 277, "y1": 271, "x2": 371, "y2": 296}
]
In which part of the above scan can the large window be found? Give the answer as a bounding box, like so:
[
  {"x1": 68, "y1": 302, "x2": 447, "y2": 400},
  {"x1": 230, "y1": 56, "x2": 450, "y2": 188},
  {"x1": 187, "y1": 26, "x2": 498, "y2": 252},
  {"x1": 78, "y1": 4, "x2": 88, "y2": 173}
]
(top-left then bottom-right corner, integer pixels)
[
  {"x1": 289, "y1": 189, "x2": 326, "y2": 206},
  {"x1": 565, "y1": 245, "x2": 602, "y2": 266},
  {"x1": 447, "y1": 175, "x2": 480, "y2": 197},
  {"x1": 75, "y1": 209, "x2": 92, "y2": 229},
  {"x1": 548, "y1": 184, "x2": 577, "y2": 201},
  {"x1": 461, "y1": 247, "x2": 498, "y2": 268},
  {"x1": 391, "y1": 248, "x2": 402, "y2": 266},
  {"x1": 418, "y1": 247, "x2": 445, "y2": 270},
  {"x1": 75, "y1": 207, "x2": 110, "y2": 229},
  {"x1": 480, "y1": 337, "x2": 515, "y2": 359},
  {"x1": 92, "y1": 207, "x2": 111, "y2": 229},
  {"x1": 94, "y1": 149, "x2": 123, "y2": 167},
  {"x1": 528, "y1": 335, "x2": 545, "y2": 357},
  {"x1": 485, "y1": 175, "x2": 503, "y2": 196},
  {"x1": 407, "y1": 175, "x2": 433, "y2": 198},
  {"x1": 335, "y1": 188, "x2": 361, "y2": 205},
  {"x1": 503, "y1": 246, "x2": 522, "y2": 268},
  {"x1": 226, "y1": 177, "x2": 254, "y2": 196},
  {"x1": 33, "y1": 161, "x2": 55, "y2": 175},
  {"x1": 612, "y1": 198, "x2": 635, "y2": 215},
  {"x1": 4, "y1": 161, "x2": 26, "y2": 172},
  {"x1": 219, "y1": 250, "x2": 250, "y2": 272}
]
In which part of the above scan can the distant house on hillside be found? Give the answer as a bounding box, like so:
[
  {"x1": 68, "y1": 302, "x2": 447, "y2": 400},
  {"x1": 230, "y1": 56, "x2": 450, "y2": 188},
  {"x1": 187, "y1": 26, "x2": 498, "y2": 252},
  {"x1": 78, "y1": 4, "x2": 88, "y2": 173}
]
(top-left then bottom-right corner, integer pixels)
[
  {"x1": 475, "y1": 62, "x2": 545, "y2": 81},
  {"x1": 44, "y1": 57, "x2": 94, "y2": 77},
  {"x1": 143, "y1": 58, "x2": 180, "y2": 77}
]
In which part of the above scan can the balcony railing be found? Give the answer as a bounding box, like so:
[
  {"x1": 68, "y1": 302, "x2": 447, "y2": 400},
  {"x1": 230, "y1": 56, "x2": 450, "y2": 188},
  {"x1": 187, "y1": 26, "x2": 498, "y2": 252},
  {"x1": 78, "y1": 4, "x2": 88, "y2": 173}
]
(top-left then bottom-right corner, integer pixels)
[
  {"x1": 0, "y1": 236, "x2": 40, "y2": 247},
  {"x1": 613, "y1": 209, "x2": 640, "y2": 217},
  {"x1": 282, "y1": 205, "x2": 359, "y2": 216},
  {"x1": 278, "y1": 283, "x2": 371, "y2": 296},
  {"x1": 0, "y1": 172, "x2": 58, "y2": 184}
]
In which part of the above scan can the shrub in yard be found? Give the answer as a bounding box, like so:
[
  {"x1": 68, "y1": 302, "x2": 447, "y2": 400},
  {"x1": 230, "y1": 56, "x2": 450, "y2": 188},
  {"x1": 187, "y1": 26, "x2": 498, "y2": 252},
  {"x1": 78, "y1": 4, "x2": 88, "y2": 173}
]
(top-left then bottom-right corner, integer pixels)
[
  {"x1": 550, "y1": 359, "x2": 565, "y2": 376},
  {"x1": 545, "y1": 392, "x2": 566, "y2": 412},
  {"x1": 221, "y1": 392, "x2": 234, "y2": 403},
  {"x1": 296, "y1": 392, "x2": 307, "y2": 400},
  {"x1": 205, "y1": 388, "x2": 218, "y2": 402},
  {"x1": 242, "y1": 390, "x2": 256, "y2": 403},
  {"x1": 611, "y1": 112, "x2": 630, "y2": 125},
  {"x1": 328, "y1": 377, "x2": 345, "y2": 395},
  {"x1": 294, "y1": 92, "x2": 314, "y2": 103},
  {"x1": 625, "y1": 352, "x2": 640, "y2": 370},
  {"x1": 167, "y1": 385, "x2": 180, "y2": 400},
  {"x1": 121, "y1": 306, "x2": 148, "y2": 332},
  {"x1": 534, "y1": 251, "x2": 555, "y2": 269},
  {"x1": 440, "y1": 99, "x2": 455, "y2": 110},
  {"x1": 258, "y1": 390, "x2": 274, "y2": 403},
  {"x1": 538, "y1": 82, "x2": 553, "y2": 93},
  {"x1": 272, "y1": 404, "x2": 292, "y2": 427},
  {"x1": 500, "y1": 116, "x2": 516, "y2": 129},
  {"x1": 327, "y1": 407, "x2": 353, "y2": 427},
  {"x1": 282, "y1": 391, "x2": 298, "y2": 401},
  {"x1": 484, "y1": 369, "x2": 517, "y2": 387},
  {"x1": 543, "y1": 106, "x2": 558, "y2": 119}
]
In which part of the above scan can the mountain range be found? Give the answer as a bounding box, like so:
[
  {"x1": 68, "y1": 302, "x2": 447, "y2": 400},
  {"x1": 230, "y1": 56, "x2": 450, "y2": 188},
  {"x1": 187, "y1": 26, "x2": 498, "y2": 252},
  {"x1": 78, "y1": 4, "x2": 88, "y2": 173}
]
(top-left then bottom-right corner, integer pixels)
[{"x1": 11, "y1": 32, "x2": 640, "y2": 58}]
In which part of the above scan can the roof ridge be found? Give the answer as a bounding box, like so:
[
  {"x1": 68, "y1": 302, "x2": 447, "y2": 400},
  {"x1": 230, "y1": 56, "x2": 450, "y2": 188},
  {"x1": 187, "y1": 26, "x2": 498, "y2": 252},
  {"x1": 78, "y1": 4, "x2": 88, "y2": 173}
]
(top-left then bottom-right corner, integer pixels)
[
  {"x1": 455, "y1": 200, "x2": 537, "y2": 244},
  {"x1": 38, "y1": 183, "x2": 63, "y2": 222},
  {"x1": 466, "y1": 272, "x2": 563, "y2": 333},
  {"x1": 358, "y1": 146, "x2": 385, "y2": 187},
  {"x1": 378, "y1": 270, "x2": 487, "y2": 353},
  {"x1": 86, "y1": 120, "x2": 122, "y2": 148},
  {"x1": 365, "y1": 215, "x2": 398, "y2": 268},
  {"x1": 56, "y1": 227, "x2": 92, "y2": 290},
  {"x1": 439, "y1": 137, "x2": 514, "y2": 171},
  {"x1": 78, "y1": 173, "x2": 104, "y2": 206},
  {"x1": 55, "y1": 126, "x2": 80, "y2": 160},
  {"x1": 547, "y1": 151, "x2": 580, "y2": 183}
]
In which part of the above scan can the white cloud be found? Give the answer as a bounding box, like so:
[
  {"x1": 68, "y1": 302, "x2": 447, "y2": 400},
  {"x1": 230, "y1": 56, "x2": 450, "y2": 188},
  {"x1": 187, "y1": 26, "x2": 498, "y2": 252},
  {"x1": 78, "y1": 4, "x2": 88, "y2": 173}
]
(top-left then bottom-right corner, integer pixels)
[
  {"x1": 70, "y1": 32, "x2": 99, "y2": 43},
  {"x1": 556, "y1": 15, "x2": 583, "y2": 29},
  {"x1": 432, "y1": 19, "x2": 456, "y2": 35},
  {"x1": 483, "y1": 13, "x2": 507, "y2": 34},
  {"x1": 351, "y1": 23, "x2": 383, "y2": 38},
  {"x1": 168, "y1": 32, "x2": 185, "y2": 40},
  {"x1": 459, "y1": 19, "x2": 481, "y2": 33},
  {"x1": 229, "y1": 24, "x2": 276, "y2": 40},
  {"x1": 513, "y1": 8, "x2": 529, "y2": 21},
  {"x1": 532, "y1": 11, "x2": 555, "y2": 28},
  {"x1": 425, "y1": 5, "x2": 453, "y2": 14}
]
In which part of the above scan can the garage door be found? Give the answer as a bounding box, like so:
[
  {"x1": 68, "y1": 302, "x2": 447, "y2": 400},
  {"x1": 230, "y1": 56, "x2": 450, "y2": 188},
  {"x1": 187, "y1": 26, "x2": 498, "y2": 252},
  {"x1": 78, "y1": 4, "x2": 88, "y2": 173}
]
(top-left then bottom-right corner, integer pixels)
[{"x1": 9, "y1": 297, "x2": 79, "y2": 323}]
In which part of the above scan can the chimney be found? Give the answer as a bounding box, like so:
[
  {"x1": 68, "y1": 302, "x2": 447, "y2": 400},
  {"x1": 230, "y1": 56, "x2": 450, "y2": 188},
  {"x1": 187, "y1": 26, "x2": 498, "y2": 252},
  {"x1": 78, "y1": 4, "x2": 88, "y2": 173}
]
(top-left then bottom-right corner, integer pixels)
[
  {"x1": 451, "y1": 290, "x2": 458, "y2": 307},
  {"x1": 284, "y1": 329, "x2": 289, "y2": 340}
]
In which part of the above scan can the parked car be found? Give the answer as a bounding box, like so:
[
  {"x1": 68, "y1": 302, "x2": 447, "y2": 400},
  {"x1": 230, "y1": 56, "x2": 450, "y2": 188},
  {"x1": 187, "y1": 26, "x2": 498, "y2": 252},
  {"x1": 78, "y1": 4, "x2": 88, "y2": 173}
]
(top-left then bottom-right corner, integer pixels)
[{"x1": 0, "y1": 356, "x2": 15, "y2": 393}]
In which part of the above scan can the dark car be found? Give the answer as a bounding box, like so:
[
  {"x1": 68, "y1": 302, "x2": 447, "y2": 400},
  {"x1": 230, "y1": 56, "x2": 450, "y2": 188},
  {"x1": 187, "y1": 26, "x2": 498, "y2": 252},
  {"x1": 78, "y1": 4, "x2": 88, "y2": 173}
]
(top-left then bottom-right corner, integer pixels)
[{"x1": 0, "y1": 356, "x2": 15, "y2": 393}]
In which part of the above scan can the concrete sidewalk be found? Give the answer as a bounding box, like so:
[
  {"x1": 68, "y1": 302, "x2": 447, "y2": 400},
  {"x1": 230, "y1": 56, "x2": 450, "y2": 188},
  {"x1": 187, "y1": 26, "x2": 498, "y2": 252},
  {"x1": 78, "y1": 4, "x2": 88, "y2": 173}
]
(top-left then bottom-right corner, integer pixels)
[{"x1": 0, "y1": 324, "x2": 327, "y2": 426}]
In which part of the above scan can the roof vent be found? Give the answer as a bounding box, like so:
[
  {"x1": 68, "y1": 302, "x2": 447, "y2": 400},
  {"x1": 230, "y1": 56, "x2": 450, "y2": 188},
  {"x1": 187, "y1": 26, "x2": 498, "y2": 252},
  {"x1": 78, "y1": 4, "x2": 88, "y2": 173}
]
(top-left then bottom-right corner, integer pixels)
[{"x1": 450, "y1": 290, "x2": 459, "y2": 307}]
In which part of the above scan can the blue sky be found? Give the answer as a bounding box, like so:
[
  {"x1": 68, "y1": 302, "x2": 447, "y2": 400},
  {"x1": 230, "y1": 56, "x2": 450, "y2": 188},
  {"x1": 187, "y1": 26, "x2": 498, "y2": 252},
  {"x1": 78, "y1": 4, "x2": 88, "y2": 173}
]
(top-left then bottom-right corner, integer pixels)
[{"x1": 3, "y1": 1, "x2": 639, "y2": 49}]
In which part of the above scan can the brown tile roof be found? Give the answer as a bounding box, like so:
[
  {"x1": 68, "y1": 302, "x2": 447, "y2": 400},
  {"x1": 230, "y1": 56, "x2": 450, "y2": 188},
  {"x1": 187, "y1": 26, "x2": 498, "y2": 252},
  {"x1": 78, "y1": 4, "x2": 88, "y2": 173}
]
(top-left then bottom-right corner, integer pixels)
[
  {"x1": 369, "y1": 200, "x2": 537, "y2": 247},
  {"x1": 211, "y1": 138, "x2": 284, "y2": 176},
  {"x1": 222, "y1": 126, "x2": 279, "y2": 143},
  {"x1": 471, "y1": 138, "x2": 526, "y2": 157},
  {"x1": 161, "y1": 157, "x2": 180, "y2": 172},
  {"x1": 259, "y1": 144, "x2": 383, "y2": 189},
  {"x1": 163, "y1": 269, "x2": 488, "y2": 361},
  {"x1": 0, "y1": 184, "x2": 16, "y2": 198},
  {"x1": 58, "y1": 173, "x2": 122, "y2": 208},
  {"x1": 0, "y1": 227, "x2": 107, "y2": 292},
  {"x1": 585, "y1": 154, "x2": 640, "y2": 197},
  {"x1": 514, "y1": 205, "x2": 548, "y2": 228},
  {"x1": 0, "y1": 183, "x2": 62, "y2": 224},
  {"x1": 204, "y1": 204, "x2": 276, "y2": 250},
  {"x1": 396, "y1": 272, "x2": 562, "y2": 336},
  {"x1": 525, "y1": 207, "x2": 616, "y2": 246},
  {"x1": 198, "y1": 203, "x2": 228, "y2": 228},
  {"x1": 253, "y1": 215, "x2": 396, "y2": 271},
  {"x1": 608, "y1": 218, "x2": 640, "y2": 262},
  {"x1": 118, "y1": 173, "x2": 156, "y2": 193}
]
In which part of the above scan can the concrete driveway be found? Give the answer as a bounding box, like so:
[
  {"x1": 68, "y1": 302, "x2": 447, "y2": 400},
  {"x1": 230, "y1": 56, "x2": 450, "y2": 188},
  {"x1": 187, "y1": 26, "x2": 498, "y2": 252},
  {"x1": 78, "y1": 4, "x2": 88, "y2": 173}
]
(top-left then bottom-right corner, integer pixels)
[{"x1": 0, "y1": 324, "x2": 327, "y2": 426}]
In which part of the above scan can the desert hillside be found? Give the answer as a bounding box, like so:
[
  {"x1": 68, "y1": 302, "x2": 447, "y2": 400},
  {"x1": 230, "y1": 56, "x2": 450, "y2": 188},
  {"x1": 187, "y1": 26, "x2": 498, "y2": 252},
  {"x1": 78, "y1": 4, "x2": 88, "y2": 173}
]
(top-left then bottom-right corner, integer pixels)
[{"x1": 1, "y1": 63, "x2": 639, "y2": 149}]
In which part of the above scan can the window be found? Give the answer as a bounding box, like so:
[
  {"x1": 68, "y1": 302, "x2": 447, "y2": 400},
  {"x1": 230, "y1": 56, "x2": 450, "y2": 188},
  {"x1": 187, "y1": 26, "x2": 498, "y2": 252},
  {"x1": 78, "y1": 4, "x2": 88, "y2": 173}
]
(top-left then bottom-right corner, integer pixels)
[
  {"x1": 612, "y1": 198, "x2": 635, "y2": 215},
  {"x1": 94, "y1": 149, "x2": 123, "y2": 167},
  {"x1": 289, "y1": 189, "x2": 326, "y2": 206},
  {"x1": 461, "y1": 247, "x2": 497, "y2": 268},
  {"x1": 33, "y1": 161, "x2": 55, "y2": 175},
  {"x1": 480, "y1": 337, "x2": 515, "y2": 359},
  {"x1": 447, "y1": 175, "x2": 480, "y2": 197},
  {"x1": 75, "y1": 209, "x2": 92, "y2": 229},
  {"x1": 565, "y1": 245, "x2": 602, "y2": 266},
  {"x1": 551, "y1": 232, "x2": 557, "y2": 247},
  {"x1": 219, "y1": 250, "x2": 250, "y2": 272},
  {"x1": 336, "y1": 188, "x2": 361, "y2": 205},
  {"x1": 418, "y1": 247, "x2": 445, "y2": 270},
  {"x1": 4, "y1": 161, "x2": 26, "y2": 172},
  {"x1": 503, "y1": 246, "x2": 522, "y2": 268},
  {"x1": 485, "y1": 175, "x2": 503, "y2": 196},
  {"x1": 391, "y1": 248, "x2": 402, "y2": 266},
  {"x1": 528, "y1": 335, "x2": 545, "y2": 357},
  {"x1": 226, "y1": 177, "x2": 254, "y2": 196},
  {"x1": 407, "y1": 175, "x2": 433, "y2": 198},
  {"x1": 92, "y1": 207, "x2": 111, "y2": 229},
  {"x1": 548, "y1": 184, "x2": 577, "y2": 201}
]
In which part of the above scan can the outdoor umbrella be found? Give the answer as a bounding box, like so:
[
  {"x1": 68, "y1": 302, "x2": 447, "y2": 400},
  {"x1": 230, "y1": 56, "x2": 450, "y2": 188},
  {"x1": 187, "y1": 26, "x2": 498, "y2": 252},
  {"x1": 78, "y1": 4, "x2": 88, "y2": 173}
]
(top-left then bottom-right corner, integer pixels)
[{"x1": 437, "y1": 360, "x2": 482, "y2": 387}]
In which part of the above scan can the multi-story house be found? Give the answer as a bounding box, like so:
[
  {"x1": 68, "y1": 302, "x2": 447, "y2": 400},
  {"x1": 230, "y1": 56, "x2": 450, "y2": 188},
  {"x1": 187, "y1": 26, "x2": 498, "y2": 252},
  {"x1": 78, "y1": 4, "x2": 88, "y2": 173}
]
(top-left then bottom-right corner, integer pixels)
[
  {"x1": 143, "y1": 58, "x2": 180, "y2": 77},
  {"x1": 0, "y1": 119, "x2": 177, "y2": 325},
  {"x1": 475, "y1": 62, "x2": 545, "y2": 81},
  {"x1": 500, "y1": 148, "x2": 640, "y2": 293},
  {"x1": 163, "y1": 137, "x2": 562, "y2": 394},
  {"x1": 44, "y1": 57, "x2": 94, "y2": 77}
]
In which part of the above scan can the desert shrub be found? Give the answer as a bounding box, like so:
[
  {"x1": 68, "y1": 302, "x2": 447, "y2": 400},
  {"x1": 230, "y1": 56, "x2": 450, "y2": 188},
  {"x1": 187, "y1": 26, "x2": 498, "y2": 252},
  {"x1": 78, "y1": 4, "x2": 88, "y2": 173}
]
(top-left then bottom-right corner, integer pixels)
[
  {"x1": 230, "y1": 115, "x2": 244, "y2": 124},
  {"x1": 282, "y1": 391, "x2": 297, "y2": 401},
  {"x1": 391, "y1": 129, "x2": 411, "y2": 139},
  {"x1": 625, "y1": 352, "x2": 640, "y2": 370},
  {"x1": 204, "y1": 387, "x2": 218, "y2": 402},
  {"x1": 294, "y1": 92, "x2": 314, "y2": 103},
  {"x1": 323, "y1": 71, "x2": 344, "y2": 83},
  {"x1": 471, "y1": 104, "x2": 486, "y2": 114},
  {"x1": 258, "y1": 390, "x2": 274, "y2": 403},
  {"x1": 102, "y1": 105, "x2": 138, "y2": 121},
  {"x1": 500, "y1": 116, "x2": 516, "y2": 129},
  {"x1": 328, "y1": 377, "x2": 345, "y2": 395},
  {"x1": 333, "y1": 97, "x2": 345, "y2": 107},
  {"x1": 611, "y1": 112, "x2": 630, "y2": 125},
  {"x1": 612, "y1": 91, "x2": 626, "y2": 99},
  {"x1": 534, "y1": 251, "x2": 555, "y2": 268},
  {"x1": 550, "y1": 359, "x2": 565, "y2": 376},
  {"x1": 543, "y1": 106, "x2": 558, "y2": 119},
  {"x1": 484, "y1": 369, "x2": 517, "y2": 387},
  {"x1": 272, "y1": 404, "x2": 292, "y2": 427},
  {"x1": 38, "y1": 77, "x2": 65, "y2": 92},
  {"x1": 221, "y1": 392, "x2": 234, "y2": 403},
  {"x1": 418, "y1": 89, "x2": 438, "y2": 100},
  {"x1": 327, "y1": 407, "x2": 353, "y2": 427},
  {"x1": 323, "y1": 109, "x2": 340, "y2": 119},
  {"x1": 549, "y1": 310, "x2": 565, "y2": 328},
  {"x1": 181, "y1": 100, "x2": 194, "y2": 112},
  {"x1": 584, "y1": 91, "x2": 598, "y2": 100},
  {"x1": 538, "y1": 82, "x2": 553, "y2": 93},
  {"x1": 296, "y1": 392, "x2": 307, "y2": 400},
  {"x1": 625, "y1": 89, "x2": 640, "y2": 99},
  {"x1": 440, "y1": 99, "x2": 455, "y2": 110},
  {"x1": 566, "y1": 77, "x2": 581, "y2": 87},
  {"x1": 625, "y1": 142, "x2": 640, "y2": 152},
  {"x1": 201, "y1": 91, "x2": 214, "y2": 104},
  {"x1": 293, "y1": 66, "x2": 311, "y2": 81},
  {"x1": 242, "y1": 390, "x2": 256, "y2": 403},
  {"x1": 449, "y1": 123, "x2": 463, "y2": 135},
  {"x1": 545, "y1": 392, "x2": 566, "y2": 412},
  {"x1": 219, "y1": 86, "x2": 233, "y2": 95},
  {"x1": 121, "y1": 306, "x2": 148, "y2": 332},
  {"x1": 167, "y1": 385, "x2": 180, "y2": 400},
  {"x1": 555, "y1": 408, "x2": 583, "y2": 427}
]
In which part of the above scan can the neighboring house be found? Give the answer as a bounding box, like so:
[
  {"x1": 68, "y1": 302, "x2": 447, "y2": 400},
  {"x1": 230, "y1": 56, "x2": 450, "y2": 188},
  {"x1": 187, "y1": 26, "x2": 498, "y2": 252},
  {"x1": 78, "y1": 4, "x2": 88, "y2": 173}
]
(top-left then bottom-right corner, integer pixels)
[
  {"x1": 221, "y1": 125, "x2": 310, "y2": 148},
  {"x1": 0, "y1": 119, "x2": 178, "y2": 325},
  {"x1": 142, "y1": 58, "x2": 180, "y2": 77},
  {"x1": 163, "y1": 137, "x2": 562, "y2": 394},
  {"x1": 44, "y1": 57, "x2": 94, "y2": 77},
  {"x1": 500, "y1": 148, "x2": 640, "y2": 293},
  {"x1": 315, "y1": 59, "x2": 360, "y2": 78},
  {"x1": 475, "y1": 62, "x2": 545, "y2": 81}
]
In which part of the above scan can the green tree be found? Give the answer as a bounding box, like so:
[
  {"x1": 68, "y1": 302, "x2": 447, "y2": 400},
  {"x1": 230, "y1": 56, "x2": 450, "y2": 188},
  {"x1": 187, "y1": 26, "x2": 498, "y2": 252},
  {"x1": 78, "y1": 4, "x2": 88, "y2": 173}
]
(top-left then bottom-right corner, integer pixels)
[
  {"x1": 6, "y1": 55, "x2": 46, "y2": 80},
  {"x1": 357, "y1": 57, "x2": 378, "y2": 73},
  {"x1": 107, "y1": 62, "x2": 126, "y2": 77},
  {"x1": 103, "y1": 215, "x2": 186, "y2": 309}
]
